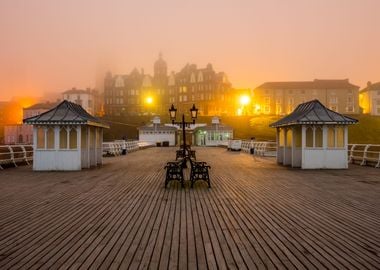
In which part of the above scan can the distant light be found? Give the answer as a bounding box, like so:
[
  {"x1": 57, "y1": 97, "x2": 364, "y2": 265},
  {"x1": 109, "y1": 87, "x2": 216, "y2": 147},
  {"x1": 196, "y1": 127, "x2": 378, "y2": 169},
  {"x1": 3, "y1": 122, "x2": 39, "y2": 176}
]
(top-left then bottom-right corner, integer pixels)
[
  {"x1": 237, "y1": 108, "x2": 243, "y2": 116},
  {"x1": 239, "y1": 95, "x2": 250, "y2": 105},
  {"x1": 146, "y1": 97, "x2": 153, "y2": 104}
]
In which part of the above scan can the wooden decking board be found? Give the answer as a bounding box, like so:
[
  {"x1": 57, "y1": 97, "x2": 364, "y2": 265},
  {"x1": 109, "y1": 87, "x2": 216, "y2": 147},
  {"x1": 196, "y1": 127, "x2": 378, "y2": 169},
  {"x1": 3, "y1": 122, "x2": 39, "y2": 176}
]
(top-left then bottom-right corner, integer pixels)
[
  {"x1": 0, "y1": 147, "x2": 379, "y2": 269},
  {"x1": 1, "y1": 171, "x2": 135, "y2": 269},
  {"x1": 218, "y1": 163, "x2": 378, "y2": 268},
  {"x1": 243, "y1": 174, "x2": 380, "y2": 268},
  {"x1": 56, "y1": 174, "x2": 156, "y2": 270}
]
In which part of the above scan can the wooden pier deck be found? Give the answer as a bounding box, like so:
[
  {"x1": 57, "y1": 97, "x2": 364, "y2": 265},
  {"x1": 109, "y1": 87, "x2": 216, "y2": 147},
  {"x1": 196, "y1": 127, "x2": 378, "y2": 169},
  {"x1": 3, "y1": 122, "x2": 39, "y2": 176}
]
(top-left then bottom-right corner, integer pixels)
[{"x1": 0, "y1": 147, "x2": 379, "y2": 269}]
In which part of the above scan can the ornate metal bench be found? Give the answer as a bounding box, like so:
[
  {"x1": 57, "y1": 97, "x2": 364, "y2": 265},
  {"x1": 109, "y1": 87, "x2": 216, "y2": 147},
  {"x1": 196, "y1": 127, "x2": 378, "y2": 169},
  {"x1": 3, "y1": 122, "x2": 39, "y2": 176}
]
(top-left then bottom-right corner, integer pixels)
[
  {"x1": 164, "y1": 160, "x2": 185, "y2": 188},
  {"x1": 189, "y1": 159, "x2": 211, "y2": 188}
]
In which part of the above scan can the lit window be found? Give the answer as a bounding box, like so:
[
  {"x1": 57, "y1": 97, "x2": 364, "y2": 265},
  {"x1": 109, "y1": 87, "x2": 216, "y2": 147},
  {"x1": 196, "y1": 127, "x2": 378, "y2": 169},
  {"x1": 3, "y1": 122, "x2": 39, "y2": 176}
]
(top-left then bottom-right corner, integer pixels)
[
  {"x1": 69, "y1": 128, "x2": 77, "y2": 149},
  {"x1": 46, "y1": 128, "x2": 55, "y2": 149},
  {"x1": 286, "y1": 129, "x2": 292, "y2": 147},
  {"x1": 37, "y1": 127, "x2": 45, "y2": 149},
  {"x1": 306, "y1": 127, "x2": 313, "y2": 147},
  {"x1": 315, "y1": 127, "x2": 323, "y2": 147},
  {"x1": 60, "y1": 128, "x2": 68, "y2": 149},
  {"x1": 336, "y1": 127, "x2": 344, "y2": 147},
  {"x1": 328, "y1": 127, "x2": 336, "y2": 148}
]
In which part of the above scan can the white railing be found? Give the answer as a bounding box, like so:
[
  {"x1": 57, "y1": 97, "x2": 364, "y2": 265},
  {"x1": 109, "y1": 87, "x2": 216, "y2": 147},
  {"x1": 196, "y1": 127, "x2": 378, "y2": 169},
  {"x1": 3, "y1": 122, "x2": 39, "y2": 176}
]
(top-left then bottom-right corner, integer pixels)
[
  {"x1": 0, "y1": 145, "x2": 33, "y2": 169},
  {"x1": 348, "y1": 144, "x2": 380, "y2": 168},
  {"x1": 241, "y1": 140, "x2": 277, "y2": 157},
  {"x1": 102, "y1": 140, "x2": 154, "y2": 156}
]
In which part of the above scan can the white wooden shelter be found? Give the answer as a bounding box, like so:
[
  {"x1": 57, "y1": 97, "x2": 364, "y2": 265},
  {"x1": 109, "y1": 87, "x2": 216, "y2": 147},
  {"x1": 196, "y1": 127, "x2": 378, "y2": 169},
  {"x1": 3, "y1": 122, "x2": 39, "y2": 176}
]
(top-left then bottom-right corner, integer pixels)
[
  {"x1": 270, "y1": 100, "x2": 358, "y2": 169},
  {"x1": 24, "y1": 100, "x2": 109, "y2": 171},
  {"x1": 138, "y1": 117, "x2": 177, "y2": 146},
  {"x1": 194, "y1": 117, "x2": 233, "y2": 146}
]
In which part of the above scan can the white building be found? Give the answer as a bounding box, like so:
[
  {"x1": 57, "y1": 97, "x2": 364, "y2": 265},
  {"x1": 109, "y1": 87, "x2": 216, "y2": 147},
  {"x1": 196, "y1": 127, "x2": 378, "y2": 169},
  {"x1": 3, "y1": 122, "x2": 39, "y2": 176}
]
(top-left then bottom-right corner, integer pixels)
[
  {"x1": 62, "y1": 88, "x2": 101, "y2": 116},
  {"x1": 4, "y1": 102, "x2": 57, "y2": 145},
  {"x1": 24, "y1": 100, "x2": 109, "y2": 171},
  {"x1": 138, "y1": 117, "x2": 177, "y2": 146},
  {"x1": 194, "y1": 117, "x2": 233, "y2": 146},
  {"x1": 270, "y1": 99, "x2": 358, "y2": 169},
  {"x1": 359, "y1": 81, "x2": 380, "y2": 116}
]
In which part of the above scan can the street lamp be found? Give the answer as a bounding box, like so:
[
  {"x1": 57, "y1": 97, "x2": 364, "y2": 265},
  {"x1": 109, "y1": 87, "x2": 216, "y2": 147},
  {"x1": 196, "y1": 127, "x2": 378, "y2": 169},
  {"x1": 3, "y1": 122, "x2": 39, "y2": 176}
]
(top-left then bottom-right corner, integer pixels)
[{"x1": 169, "y1": 104, "x2": 198, "y2": 158}]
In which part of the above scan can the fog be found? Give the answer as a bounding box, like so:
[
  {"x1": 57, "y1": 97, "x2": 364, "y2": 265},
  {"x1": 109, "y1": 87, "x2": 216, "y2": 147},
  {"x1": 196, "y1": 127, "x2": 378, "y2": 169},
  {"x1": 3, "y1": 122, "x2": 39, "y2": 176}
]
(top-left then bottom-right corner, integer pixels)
[{"x1": 1, "y1": 0, "x2": 379, "y2": 100}]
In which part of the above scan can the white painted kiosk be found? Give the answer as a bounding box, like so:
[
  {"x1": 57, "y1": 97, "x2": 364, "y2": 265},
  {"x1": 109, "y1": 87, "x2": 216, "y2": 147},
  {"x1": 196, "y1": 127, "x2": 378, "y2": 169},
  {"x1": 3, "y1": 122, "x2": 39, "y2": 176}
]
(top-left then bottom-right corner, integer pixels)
[
  {"x1": 24, "y1": 100, "x2": 109, "y2": 171},
  {"x1": 138, "y1": 116, "x2": 177, "y2": 146},
  {"x1": 194, "y1": 117, "x2": 233, "y2": 146},
  {"x1": 270, "y1": 100, "x2": 358, "y2": 169}
]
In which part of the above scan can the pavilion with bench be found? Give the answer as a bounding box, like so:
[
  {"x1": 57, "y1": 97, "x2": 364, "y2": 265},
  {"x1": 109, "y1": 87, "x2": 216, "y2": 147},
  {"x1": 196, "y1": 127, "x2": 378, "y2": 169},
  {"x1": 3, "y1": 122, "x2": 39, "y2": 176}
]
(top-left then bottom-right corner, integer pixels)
[
  {"x1": 270, "y1": 99, "x2": 358, "y2": 169},
  {"x1": 24, "y1": 100, "x2": 109, "y2": 171}
]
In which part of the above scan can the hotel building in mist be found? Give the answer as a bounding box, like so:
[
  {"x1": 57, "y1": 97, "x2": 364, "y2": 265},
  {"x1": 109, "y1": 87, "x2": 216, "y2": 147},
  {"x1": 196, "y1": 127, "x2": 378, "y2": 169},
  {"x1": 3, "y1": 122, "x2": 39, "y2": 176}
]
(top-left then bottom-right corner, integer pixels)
[
  {"x1": 252, "y1": 79, "x2": 360, "y2": 115},
  {"x1": 103, "y1": 54, "x2": 246, "y2": 117}
]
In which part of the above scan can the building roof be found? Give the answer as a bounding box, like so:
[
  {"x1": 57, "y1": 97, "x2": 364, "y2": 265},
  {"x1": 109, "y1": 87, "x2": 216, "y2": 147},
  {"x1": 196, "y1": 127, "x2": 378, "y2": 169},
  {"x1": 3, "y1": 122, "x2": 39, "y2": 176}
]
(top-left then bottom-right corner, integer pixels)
[
  {"x1": 63, "y1": 88, "x2": 94, "y2": 95},
  {"x1": 138, "y1": 124, "x2": 177, "y2": 131},
  {"x1": 23, "y1": 100, "x2": 109, "y2": 128},
  {"x1": 24, "y1": 102, "x2": 58, "y2": 110},
  {"x1": 269, "y1": 99, "x2": 358, "y2": 127},
  {"x1": 194, "y1": 124, "x2": 233, "y2": 132},
  {"x1": 256, "y1": 79, "x2": 359, "y2": 90},
  {"x1": 360, "y1": 82, "x2": 380, "y2": 93}
]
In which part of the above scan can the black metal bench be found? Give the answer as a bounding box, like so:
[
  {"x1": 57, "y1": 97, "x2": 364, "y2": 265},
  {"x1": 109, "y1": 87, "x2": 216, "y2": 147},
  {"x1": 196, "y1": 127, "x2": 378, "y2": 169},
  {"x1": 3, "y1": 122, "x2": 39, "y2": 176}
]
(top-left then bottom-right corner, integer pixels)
[
  {"x1": 189, "y1": 159, "x2": 211, "y2": 188},
  {"x1": 164, "y1": 160, "x2": 185, "y2": 188}
]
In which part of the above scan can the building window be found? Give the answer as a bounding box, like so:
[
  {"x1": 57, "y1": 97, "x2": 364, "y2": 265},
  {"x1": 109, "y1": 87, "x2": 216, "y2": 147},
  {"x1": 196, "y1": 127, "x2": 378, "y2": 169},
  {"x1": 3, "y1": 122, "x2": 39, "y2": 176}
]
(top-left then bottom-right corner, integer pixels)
[
  {"x1": 377, "y1": 90, "x2": 380, "y2": 96},
  {"x1": 315, "y1": 127, "x2": 323, "y2": 147},
  {"x1": 264, "y1": 97, "x2": 270, "y2": 104},
  {"x1": 306, "y1": 127, "x2": 313, "y2": 147},
  {"x1": 46, "y1": 128, "x2": 55, "y2": 149},
  {"x1": 330, "y1": 105, "x2": 337, "y2": 112},
  {"x1": 330, "y1": 96, "x2": 337, "y2": 103},
  {"x1": 337, "y1": 127, "x2": 344, "y2": 148},
  {"x1": 286, "y1": 129, "x2": 292, "y2": 147},
  {"x1": 69, "y1": 128, "x2": 78, "y2": 149},
  {"x1": 328, "y1": 127, "x2": 336, "y2": 148},
  {"x1": 37, "y1": 127, "x2": 45, "y2": 149},
  {"x1": 60, "y1": 128, "x2": 68, "y2": 149},
  {"x1": 347, "y1": 96, "x2": 353, "y2": 103},
  {"x1": 346, "y1": 106, "x2": 354, "y2": 113}
]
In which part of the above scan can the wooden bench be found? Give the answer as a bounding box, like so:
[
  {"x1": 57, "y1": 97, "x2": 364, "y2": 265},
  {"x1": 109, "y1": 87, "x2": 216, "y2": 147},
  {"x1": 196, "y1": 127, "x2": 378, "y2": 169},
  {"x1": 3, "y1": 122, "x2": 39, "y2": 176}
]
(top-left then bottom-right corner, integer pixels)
[
  {"x1": 164, "y1": 160, "x2": 185, "y2": 188},
  {"x1": 189, "y1": 159, "x2": 211, "y2": 188}
]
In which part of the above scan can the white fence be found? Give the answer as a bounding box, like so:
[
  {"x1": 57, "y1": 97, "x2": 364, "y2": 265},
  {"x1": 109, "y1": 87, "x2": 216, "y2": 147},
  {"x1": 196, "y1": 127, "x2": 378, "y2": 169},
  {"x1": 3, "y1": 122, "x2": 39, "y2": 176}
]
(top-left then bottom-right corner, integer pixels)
[
  {"x1": 348, "y1": 144, "x2": 380, "y2": 168},
  {"x1": 219, "y1": 140, "x2": 277, "y2": 157},
  {"x1": 102, "y1": 140, "x2": 155, "y2": 156},
  {"x1": 0, "y1": 145, "x2": 33, "y2": 169},
  {"x1": 241, "y1": 140, "x2": 277, "y2": 157}
]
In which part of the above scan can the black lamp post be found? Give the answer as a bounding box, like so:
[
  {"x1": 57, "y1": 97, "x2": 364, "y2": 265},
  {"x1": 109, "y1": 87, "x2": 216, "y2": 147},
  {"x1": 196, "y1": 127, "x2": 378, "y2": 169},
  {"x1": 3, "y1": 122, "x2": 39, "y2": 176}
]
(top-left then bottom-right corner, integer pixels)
[{"x1": 169, "y1": 104, "x2": 198, "y2": 157}]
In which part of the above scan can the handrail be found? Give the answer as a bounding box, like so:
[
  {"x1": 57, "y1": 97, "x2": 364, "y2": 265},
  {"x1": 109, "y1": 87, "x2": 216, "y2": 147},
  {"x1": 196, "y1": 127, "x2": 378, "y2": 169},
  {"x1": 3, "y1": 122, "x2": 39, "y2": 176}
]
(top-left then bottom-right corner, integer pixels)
[
  {"x1": 226, "y1": 140, "x2": 277, "y2": 157},
  {"x1": 102, "y1": 140, "x2": 155, "y2": 156},
  {"x1": 348, "y1": 144, "x2": 380, "y2": 168},
  {"x1": 0, "y1": 145, "x2": 33, "y2": 169}
]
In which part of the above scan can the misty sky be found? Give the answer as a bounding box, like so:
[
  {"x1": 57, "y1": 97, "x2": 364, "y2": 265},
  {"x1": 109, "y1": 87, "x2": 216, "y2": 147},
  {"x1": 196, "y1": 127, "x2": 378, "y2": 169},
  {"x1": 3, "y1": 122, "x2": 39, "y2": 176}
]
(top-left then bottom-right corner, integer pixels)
[{"x1": 0, "y1": 0, "x2": 379, "y2": 101}]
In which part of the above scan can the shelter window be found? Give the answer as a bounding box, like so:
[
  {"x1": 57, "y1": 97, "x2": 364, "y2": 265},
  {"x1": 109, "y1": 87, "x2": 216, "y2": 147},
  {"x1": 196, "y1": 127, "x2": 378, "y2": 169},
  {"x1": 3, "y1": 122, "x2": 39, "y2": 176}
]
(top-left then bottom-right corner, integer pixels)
[
  {"x1": 315, "y1": 127, "x2": 323, "y2": 148},
  {"x1": 37, "y1": 127, "x2": 46, "y2": 149},
  {"x1": 69, "y1": 128, "x2": 78, "y2": 149},
  {"x1": 286, "y1": 129, "x2": 292, "y2": 147},
  {"x1": 328, "y1": 127, "x2": 336, "y2": 148},
  {"x1": 294, "y1": 126, "x2": 302, "y2": 147},
  {"x1": 46, "y1": 128, "x2": 55, "y2": 149},
  {"x1": 336, "y1": 126, "x2": 345, "y2": 148},
  {"x1": 279, "y1": 129, "x2": 285, "y2": 147},
  {"x1": 60, "y1": 127, "x2": 68, "y2": 149},
  {"x1": 305, "y1": 127, "x2": 313, "y2": 147}
]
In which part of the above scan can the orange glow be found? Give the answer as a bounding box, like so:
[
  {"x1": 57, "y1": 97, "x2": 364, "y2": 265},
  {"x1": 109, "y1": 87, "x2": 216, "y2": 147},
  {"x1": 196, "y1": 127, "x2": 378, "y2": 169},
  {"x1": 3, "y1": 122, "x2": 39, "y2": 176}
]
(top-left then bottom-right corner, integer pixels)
[
  {"x1": 145, "y1": 96, "x2": 153, "y2": 105},
  {"x1": 239, "y1": 95, "x2": 250, "y2": 106}
]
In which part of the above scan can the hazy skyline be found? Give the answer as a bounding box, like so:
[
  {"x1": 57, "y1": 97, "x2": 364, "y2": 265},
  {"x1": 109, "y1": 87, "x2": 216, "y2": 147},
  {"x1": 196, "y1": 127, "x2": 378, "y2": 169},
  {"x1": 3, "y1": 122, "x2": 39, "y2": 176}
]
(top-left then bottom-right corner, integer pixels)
[{"x1": 1, "y1": 0, "x2": 379, "y2": 101}]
